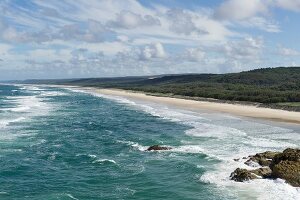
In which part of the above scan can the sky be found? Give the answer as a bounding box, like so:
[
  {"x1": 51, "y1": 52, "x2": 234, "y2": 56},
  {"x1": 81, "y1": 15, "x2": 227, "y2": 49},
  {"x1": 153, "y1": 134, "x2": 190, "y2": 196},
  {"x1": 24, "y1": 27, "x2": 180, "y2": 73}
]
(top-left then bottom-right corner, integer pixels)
[{"x1": 0, "y1": 0, "x2": 300, "y2": 80}]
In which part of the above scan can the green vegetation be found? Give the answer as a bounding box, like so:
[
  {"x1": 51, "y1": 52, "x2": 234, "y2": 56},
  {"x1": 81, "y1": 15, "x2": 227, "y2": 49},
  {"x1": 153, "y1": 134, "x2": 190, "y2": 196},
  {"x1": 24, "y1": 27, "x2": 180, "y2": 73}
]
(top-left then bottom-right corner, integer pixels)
[
  {"x1": 19, "y1": 67, "x2": 300, "y2": 110},
  {"x1": 276, "y1": 102, "x2": 300, "y2": 107}
]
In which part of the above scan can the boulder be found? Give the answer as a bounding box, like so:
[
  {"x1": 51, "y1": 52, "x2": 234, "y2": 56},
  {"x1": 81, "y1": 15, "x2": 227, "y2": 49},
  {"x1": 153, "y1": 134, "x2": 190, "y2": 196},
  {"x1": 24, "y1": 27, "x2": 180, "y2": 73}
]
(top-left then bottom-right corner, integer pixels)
[
  {"x1": 230, "y1": 148, "x2": 300, "y2": 187},
  {"x1": 271, "y1": 148, "x2": 300, "y2": 167},
  {"x1": 245, "y1": 151, "x2": 280, "y2": 167},
  {"x1": 250, "y1": 167, "x2": 272, "y2": 178},
  {"x1": 146, "y1": 145, "x2": 172, "y2": 151},
  {"x1": 270, "y1": 148, "x2": 300, "y2": 187},
  {"x1": 230, "y1": 168, "x2": 258, "y2": 182}
]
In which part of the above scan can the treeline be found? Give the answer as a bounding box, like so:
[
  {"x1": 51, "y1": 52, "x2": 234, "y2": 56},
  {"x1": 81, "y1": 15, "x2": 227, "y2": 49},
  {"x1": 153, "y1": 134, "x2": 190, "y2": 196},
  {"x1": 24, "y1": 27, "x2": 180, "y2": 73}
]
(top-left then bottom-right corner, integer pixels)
[
  {"x1": 21, "y1": 67, "x2": 300, "y2": 104},
  {"x1": 125, "y1": 83, "x2": 299, "y2": 103}
]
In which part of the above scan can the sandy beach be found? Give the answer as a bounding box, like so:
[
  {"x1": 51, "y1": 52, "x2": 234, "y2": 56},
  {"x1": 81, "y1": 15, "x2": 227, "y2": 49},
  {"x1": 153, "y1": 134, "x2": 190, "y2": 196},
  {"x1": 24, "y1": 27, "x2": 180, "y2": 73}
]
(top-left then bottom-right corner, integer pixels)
[{"x1": 88, "y1": 88, "x2": 300, "y2": 124}]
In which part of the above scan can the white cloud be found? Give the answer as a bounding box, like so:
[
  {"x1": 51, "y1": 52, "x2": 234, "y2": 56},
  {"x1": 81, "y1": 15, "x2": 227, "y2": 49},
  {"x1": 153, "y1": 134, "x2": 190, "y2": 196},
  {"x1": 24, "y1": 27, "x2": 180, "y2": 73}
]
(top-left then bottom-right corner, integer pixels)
[
  {"x1": 58, "y1": 20, "x2": 113, "y2": 43},
  {"x1": 212, "y1": 0, "x2": 293, "y2": 35},
  {"x1": 1, "y1": 0, "x2": 299, "y2": 79},
  {"x1": 278, "y1": 47, "x2": 300, "y2": 56},
  {"x1": 221, "y1": 37, "x2": 264, "y2": 61},
  {"x1": 275, "y1": 0, "x2": 300, "y2": 12},
  {"x1": 139, "y1": 42, "x2": 166, "y2": 60},
  {"x1": 183, "y1": 48, "x2": 205, "y2": 62},
  {"x1": 76, "y1": 41, "x2": 130, "y2": 56},
  {"x1": 214, "y1": 0, "x2": 269, "y2": 20},
  {"x1": 0, "y1": 43, "x2": 12, "y2": 55},
  {"x1": 240, "y1": 17, "x2": 280, "y2": 33},
  {"x1": 0, "y1": 17, "x2": 114, "y2": 43},
  {"x1": 166, "y1": 9, "x2": 207, "y2": 35},
  {"x1": 108, "y1": 10, "x2": 160, "y2": 29},
  {"x1": 27, "y1": 49, "x2": 72, "y2": 62},
  {"x1": 0, "y1": 18, "x2": 20, "y2": 42},
  {"x1": 0, "y1": 1, "x2": 233, "y2": 46},
  {"x1": 117, "y1": 35, "x2": 129, "y2": 42}
]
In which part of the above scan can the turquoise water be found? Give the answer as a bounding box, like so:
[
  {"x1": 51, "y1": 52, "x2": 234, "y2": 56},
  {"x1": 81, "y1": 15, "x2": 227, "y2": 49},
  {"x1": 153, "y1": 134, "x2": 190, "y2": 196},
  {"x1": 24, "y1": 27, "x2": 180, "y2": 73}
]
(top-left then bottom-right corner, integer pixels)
[{"x1": 0, "y1": 85, "x2": 299, "y2": 200}]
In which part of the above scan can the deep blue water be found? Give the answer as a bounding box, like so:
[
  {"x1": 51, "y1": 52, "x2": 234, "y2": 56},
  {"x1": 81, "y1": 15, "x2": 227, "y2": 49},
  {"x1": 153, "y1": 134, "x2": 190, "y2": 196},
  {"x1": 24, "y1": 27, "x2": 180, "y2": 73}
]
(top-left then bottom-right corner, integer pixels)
[{"x1": 0, "y1": 85, "x2": 299, "y2": 200}]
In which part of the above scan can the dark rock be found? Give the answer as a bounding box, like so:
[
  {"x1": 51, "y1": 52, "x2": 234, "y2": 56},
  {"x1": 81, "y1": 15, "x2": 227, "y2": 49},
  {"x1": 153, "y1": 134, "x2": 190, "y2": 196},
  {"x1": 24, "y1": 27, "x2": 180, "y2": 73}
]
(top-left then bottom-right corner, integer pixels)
[
  {"x1": 244, "y1": 160, "x2": 260, "y2": 167},
  {"x1": 230, "y1": 168, "x2": 258, "y2": 182},
  {"x1": 146, "y1": 145, "x2": 172, "y2": 151},
  {"x1": 233, "y1": 158, "x2": 240, "y2": 161},
  {"x1": 245, "y1": 151, "x2": 280, "y2": 167},
  {"x1": 271, "y1": 148, "x2": 300, "y2": 167},
  {"x1": 270, "y1": 148, "x2": 300, "y2": 187},
  {"x1": 230, "y1": 148, "x2": 300, "y2": 187},
  {"x1": 271, "y1": 160, "x2": 300, "y2": 187},
  {"x1": 259, "y1": 159, "x2": 272, "y2": 167},
  {"x1": 250, "y1": 167, "x2": 272, "y2": 178}
]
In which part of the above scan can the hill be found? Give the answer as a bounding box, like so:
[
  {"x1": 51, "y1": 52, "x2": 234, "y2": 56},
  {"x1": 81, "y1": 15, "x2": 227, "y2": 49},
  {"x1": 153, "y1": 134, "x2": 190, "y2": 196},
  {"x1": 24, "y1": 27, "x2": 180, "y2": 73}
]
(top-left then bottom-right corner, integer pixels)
[{"x1": 16, "y1": 67, "x2": 300, "y2": 109}]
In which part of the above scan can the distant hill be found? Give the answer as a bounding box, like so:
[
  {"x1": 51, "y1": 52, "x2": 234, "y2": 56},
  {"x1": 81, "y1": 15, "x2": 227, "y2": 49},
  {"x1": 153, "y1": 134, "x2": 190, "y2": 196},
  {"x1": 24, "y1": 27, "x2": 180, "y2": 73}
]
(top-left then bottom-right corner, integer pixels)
[{"x1": 16, "y1": 67, "x2": 300, "y2": 107}]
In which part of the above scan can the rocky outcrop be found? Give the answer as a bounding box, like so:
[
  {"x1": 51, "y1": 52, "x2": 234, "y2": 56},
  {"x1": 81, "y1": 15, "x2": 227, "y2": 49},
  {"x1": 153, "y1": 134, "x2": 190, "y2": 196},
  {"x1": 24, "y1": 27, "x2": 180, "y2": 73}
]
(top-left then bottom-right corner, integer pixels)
[
  {"x1": 271, "y1": 148, "x2": 300, "y2": 166},
  {"x1": 250, "y1": 167, "x2": 272, "y2": 178},
  {"x1": 146, "y1": 145, "x2": 172, "y2": 151},
  {"x1": 230, "y1": 148, "x2": 300, "y2": 187},
  {"x1": 245, "y1": 151, "x2": 280, "y2": 167},
  {"x1": 270, "y1": 148, "x2": 300, "y2": 187},
  {"x1": 230, "y1": 168, "x2": 258, "y2": 182},
  {"x1": 230, "y1": 167, "x2": 272, "y2": 182}
]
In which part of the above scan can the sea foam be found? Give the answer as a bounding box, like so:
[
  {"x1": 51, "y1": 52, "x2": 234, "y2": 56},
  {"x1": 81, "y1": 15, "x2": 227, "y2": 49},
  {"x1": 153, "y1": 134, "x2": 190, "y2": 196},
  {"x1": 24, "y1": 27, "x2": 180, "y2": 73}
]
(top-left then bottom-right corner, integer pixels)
[
  {"x1": 0, "y1": 117, "x2": 26, "y2": 128},
  {"x1": 92, "y1": 159, "x2": 117, "y2": 164},
  {"x1": 65, "y1": 87, "x2": 300, "y2": 199}
]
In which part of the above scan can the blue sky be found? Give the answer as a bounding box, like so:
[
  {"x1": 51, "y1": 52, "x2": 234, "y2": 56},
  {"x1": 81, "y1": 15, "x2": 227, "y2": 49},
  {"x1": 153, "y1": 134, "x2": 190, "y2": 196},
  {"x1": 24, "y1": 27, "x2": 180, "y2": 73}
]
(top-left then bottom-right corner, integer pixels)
[{"x1": 0, "y1": 0, "x2": 300, "y2": 80}]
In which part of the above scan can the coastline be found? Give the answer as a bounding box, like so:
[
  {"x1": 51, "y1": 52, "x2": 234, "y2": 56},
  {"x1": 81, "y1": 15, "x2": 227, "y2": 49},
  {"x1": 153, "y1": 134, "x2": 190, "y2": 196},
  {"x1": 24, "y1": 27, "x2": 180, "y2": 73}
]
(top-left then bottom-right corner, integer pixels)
[
  {"x1": 3, "y1": 84, "x2": 299, "y2": 199},
  {"x1": 87, "y1": 88, "x2": 300, "y2": 124}
]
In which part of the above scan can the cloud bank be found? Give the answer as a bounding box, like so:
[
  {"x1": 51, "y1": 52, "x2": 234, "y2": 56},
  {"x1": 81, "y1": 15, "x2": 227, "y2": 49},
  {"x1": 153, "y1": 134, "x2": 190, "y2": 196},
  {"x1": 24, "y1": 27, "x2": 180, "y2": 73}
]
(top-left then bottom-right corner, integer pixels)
[{"x1": 0, "y1": 0, "x2": 299, "y2": 79}]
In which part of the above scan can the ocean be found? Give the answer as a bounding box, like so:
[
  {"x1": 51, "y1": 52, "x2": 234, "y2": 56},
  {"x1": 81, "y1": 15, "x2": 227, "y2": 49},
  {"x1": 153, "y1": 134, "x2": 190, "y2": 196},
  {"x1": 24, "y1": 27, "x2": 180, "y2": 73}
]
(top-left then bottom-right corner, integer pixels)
[{"x1": 0, "y1": 84, "x2": 299, "y2": 200}]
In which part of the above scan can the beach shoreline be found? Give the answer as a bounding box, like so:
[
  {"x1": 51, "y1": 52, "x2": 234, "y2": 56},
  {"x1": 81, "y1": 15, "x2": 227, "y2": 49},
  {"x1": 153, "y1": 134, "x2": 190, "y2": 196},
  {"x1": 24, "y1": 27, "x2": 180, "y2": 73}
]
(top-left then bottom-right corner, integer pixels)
[
  {"x1": 19, "y1": 84, "x2": 300, "y2": 124},
  {"x1": 84, "y1": 88, "x2": 300, "y2": 125}
]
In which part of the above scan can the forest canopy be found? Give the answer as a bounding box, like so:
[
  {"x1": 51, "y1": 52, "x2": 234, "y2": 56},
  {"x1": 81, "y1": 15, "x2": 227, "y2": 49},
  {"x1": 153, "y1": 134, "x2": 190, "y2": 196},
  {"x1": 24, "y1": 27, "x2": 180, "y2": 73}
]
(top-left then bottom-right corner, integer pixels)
[{"x1": 21, "y1": 67, "x2": 300, "y2": 104}]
